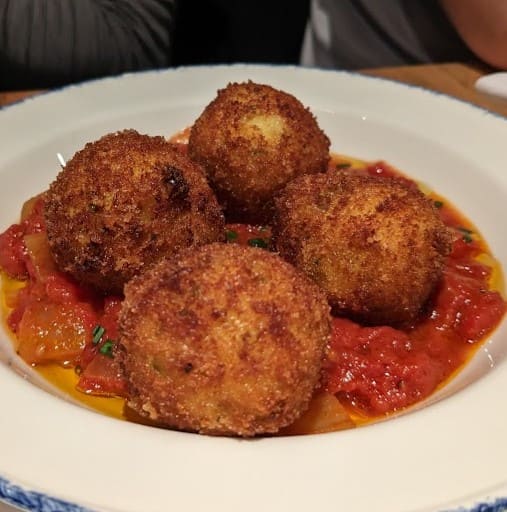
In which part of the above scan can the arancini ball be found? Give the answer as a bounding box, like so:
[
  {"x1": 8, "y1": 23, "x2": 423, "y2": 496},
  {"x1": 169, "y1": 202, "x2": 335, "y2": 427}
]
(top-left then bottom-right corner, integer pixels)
[
  {"x1": 272, "y1": 170, "x2": 452, "y2": 326},
  {"x1": 188, "y1": 81, "x2": 330, "y2": 223},
  {"x1": 44, "y1": 130, "x2": 225, "y2": 294},
  {"x1": 118, "y1": 242, "x2": 331, "y2": 437}
]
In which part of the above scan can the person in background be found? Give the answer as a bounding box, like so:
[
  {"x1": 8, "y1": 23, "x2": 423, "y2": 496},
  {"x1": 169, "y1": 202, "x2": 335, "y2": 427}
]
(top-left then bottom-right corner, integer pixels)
[
  {"x1": 0, "y1": 0, "x2": 176, "y2": 90},
  {"x1": 301, "y1": 0, "x2": 507, "y2": 71}
]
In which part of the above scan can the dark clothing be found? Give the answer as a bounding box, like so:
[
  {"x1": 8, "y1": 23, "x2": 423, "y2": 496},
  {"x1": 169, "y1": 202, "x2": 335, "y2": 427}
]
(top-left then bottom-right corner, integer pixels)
[
  {"x1": 173, "y1": 0, "x2": 310, "y2": 66},
  {"x1": 0, "y1": 0, "x2": 176, "y2": 89},
  {"x1": 301, "y1": 0, "x2": 474, "y2": 69}
]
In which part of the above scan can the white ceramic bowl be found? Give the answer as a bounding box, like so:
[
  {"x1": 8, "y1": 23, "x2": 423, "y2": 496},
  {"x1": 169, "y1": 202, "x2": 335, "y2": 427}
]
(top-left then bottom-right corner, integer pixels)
[{"x1": 0, "y1": 65, "x2": 506, "y2": 512}]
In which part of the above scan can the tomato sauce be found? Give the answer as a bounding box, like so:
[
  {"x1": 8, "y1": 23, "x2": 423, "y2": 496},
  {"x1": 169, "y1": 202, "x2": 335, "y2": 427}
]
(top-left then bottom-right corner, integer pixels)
[
  {"x1": 0, "y1": 155, "x2": 505, "y2": 432},
  {"x1": 323, "y1": 159, "x2": 506, "y2": 420}
]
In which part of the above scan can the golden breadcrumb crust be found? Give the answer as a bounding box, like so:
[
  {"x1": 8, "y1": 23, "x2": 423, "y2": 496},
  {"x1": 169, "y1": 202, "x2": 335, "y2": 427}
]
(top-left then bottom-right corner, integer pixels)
[
  {"x1": 44, "y1": 130, "x2": 225, "y2": 294},
  {"x1": 118, "y1": 242, "x2": 331, "y2": 437},
  {"x1": 272, "y1": 171, "x2": 452, "y2": 326},
  {"x1": 188, "y1": 81, "x2": 330, "y2": 223}
]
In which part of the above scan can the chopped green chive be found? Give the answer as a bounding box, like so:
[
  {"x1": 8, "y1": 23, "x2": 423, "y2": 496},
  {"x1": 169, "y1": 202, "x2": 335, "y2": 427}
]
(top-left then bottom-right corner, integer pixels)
[
  {"x1": 92, "y1": 325, "x2": 105, "y2": 345},
  {"x1": 99, "y1": 340, "x2": 114, "y2": 358},
  {"x1": 248, "y1": 238, "x2": 269, "y2": 249},
  {"x1": 434, "y1": 200, "x2": 444, "y2": 209},
  {"x1": 456, "y1": 227, "x2": 474, "y2": 243},
  {"x1": 226, "y1": 229, "x2": 238, "y2": 242},
  {"x1": 336, "y1": 162, "x2": 351, "y2": 169}
]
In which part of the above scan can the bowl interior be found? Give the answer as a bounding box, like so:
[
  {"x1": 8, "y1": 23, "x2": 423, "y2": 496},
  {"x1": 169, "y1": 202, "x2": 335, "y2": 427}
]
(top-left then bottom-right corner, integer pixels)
[{"x1": 0, "y1": 66, "x2": 506, "y2": 512}]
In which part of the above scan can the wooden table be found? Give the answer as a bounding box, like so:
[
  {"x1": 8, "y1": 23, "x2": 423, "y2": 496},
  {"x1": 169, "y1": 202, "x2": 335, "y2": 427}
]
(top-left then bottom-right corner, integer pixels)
[
  {"x1": 360, "y1": 61, "x2": 507, "y2": 117},
  {"x1": 1, "y1": 62, "x2": 506, "y2": 117}
]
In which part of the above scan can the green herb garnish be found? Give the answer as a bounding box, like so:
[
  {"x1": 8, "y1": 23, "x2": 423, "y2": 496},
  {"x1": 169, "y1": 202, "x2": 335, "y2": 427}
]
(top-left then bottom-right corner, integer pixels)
[
  {"x1": 92, "y1": 325, "x2": 105, "y2": 345},
  {"x1": 457, "y1": 227, "x2": 474, "y2": 243},
  {"x1": 336, "y1": 162, "x2": 351, "y2": 169},
  {"x1": 248, "y1": 238, "x2": 269, "y2": 249},
  {"x1": 226, "y1": 229, "x2": 238, "y2": 242},
  {"x1": 99, "y1": 340, "x2": 115, "y2": 358},
  {"x1": 434, "y1": 200, "x2": 444, "y2": 209}
]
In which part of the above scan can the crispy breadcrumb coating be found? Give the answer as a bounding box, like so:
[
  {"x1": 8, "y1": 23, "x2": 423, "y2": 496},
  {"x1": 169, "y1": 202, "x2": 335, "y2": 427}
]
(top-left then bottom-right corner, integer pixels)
[
  {"x1": 44, "y1": 130, "x2": 224, "y2": 294},
  {"x1": 188, "y1": 81, "x2": 330, "y2": 223},
  {"x1": 272, "y1": 171, "x2": 452, "y2": 326},
  {"x1": 118, "y1": 242, "x2": 331, "y2": 437}
]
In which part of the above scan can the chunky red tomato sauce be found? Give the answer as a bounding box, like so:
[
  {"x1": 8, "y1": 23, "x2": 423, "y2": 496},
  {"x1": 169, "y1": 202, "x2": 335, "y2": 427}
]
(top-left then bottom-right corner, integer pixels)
[
  {"x1": 0, "y1": 159, "x2": 505, "y2": 428},
  {"x1": 323, "y1": 160, "x2": 506, "y2": 418},
  {"x1": 0, "y1": 195, "x2": 126, "y2": 397}
]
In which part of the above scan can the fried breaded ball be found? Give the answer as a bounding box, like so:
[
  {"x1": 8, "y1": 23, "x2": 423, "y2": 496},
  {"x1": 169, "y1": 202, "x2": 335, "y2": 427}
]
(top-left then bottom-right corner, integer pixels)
[
  {"x1": 187, "y1": 81, "x2": 330, "y2": 223},
  {"x1": 118, "y1": 242, "x2": 331, "y2": 437},
  {"x1": 272, "y1": 171, "x2": 452, "y2": 326},
  {"x1": 44, "y1": 130, "x2": 224, "y2": 295}
]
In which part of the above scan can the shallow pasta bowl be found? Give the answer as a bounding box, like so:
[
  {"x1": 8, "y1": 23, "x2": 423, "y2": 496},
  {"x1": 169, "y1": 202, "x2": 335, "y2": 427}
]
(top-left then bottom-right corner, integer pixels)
[{"x1": 0, "y1": 65, "x2": 506, "y2": 512}]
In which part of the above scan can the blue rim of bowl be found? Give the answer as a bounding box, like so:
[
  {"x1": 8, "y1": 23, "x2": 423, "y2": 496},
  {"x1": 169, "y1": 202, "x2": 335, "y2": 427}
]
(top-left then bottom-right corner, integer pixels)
[
  {"x1": 446, "y1": 498, "x2": 507, "y2": 512},
  {"x1": 1, "y1": 473, "x2": 507, "y2": 512},
  {"x1": 0, "y1": 64, "x2": 506, "y2": 512},
  {"x1": 0, "y1": 476, "x2": 94, "y2": 512},
  {"x1": 1, "y1": 63, "x2": 506, "y2": 123}
]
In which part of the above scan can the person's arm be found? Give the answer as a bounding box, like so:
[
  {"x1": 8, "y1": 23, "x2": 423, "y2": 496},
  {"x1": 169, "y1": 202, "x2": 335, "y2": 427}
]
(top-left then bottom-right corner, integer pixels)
[
  {"x1": 0, "y1": 0, "x2": 176, "y2": 88},
  {"x1": 440, "y1": 0, "x2": 507, "y2": 69}
]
